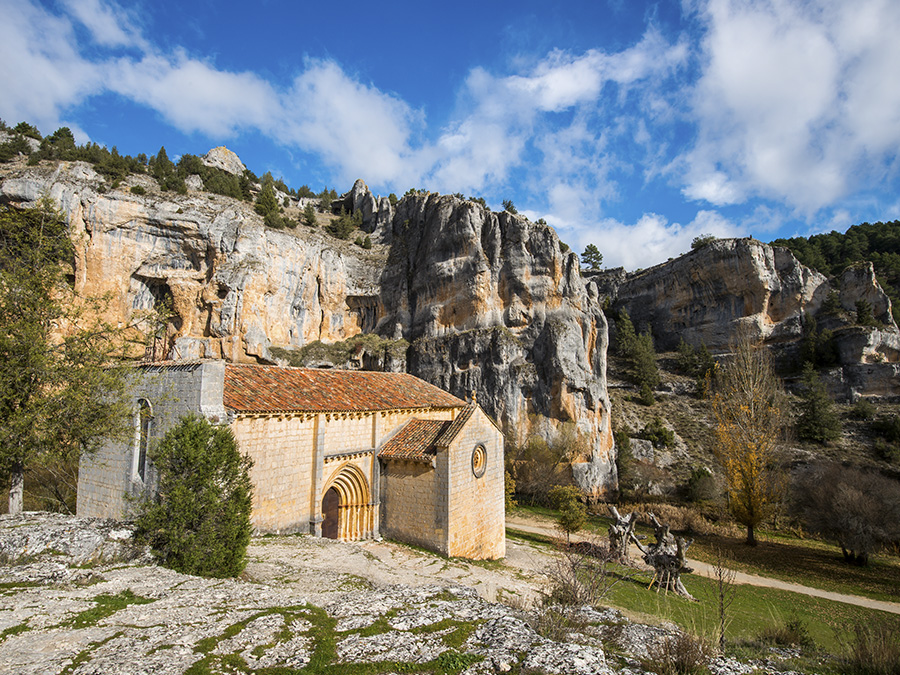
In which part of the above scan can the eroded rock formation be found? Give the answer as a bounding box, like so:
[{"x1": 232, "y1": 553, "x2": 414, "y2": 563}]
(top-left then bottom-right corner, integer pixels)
[
  {"x1": 595, "y1": 238, "x2": 900, "y2": 391},
  {"x1": 0, "y1": 163, "x2": 615, "y2": 495}
]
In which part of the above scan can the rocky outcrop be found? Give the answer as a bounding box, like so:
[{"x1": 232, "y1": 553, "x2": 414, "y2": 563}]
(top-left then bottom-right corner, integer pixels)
[
  {"x1": 0, "y1": 514, "x2": 804, "y2": 675},
  {"x1": 202, "y1": 146, "x2": 245, "y2": 176},
  {"x1": 0, "y1": 160, "x2": 615, "y2": 495},
  {"x1": 381, "y1": 193, "x2": 613, "y2": 493},
  {"x1": 596, "y1": 238, "x2": 900, "y2": 384}
]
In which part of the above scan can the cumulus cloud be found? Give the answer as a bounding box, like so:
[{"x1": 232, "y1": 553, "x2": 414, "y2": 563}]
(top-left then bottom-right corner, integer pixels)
[
  {"x1": 0, "y1": 0, "x2": 103, "y2": 130},
  {"x1": 107, "y1": 53, "x2": 279, "y2": 137},
  {"x1": 278, "y1": 60, "x2": 424, "y2": 187},
  {"x1": 557, "y1": 209, "x2": 739, "y2": 270},
  {"x1": 682, "y1": 0, "x2": 900, "y2": 214}
]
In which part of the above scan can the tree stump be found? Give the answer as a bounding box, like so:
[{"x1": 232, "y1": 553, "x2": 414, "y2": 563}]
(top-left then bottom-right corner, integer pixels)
[
  {"x1": 632, "y1": 512, "x2": 695, "y2": 600},
  {"x1": 607, "y1": 505, "x2": 638, "y2": 562}
]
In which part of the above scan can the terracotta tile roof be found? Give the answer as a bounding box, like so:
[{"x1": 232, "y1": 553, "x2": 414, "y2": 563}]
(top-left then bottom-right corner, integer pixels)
[
  {"x1": 223, "y1": 365, "x2": 465, "y2": 414},
  {"x1": 379, "y1": 419, "x2": 451, "y2": 462},
  {"x1": 434, "y1": 403, "x2": 475, "y2": 447}
]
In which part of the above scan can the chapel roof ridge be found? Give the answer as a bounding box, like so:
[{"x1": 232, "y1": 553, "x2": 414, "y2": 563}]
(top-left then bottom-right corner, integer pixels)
[{"x1": 223, "y1": 363, "x2": 466, "y2": 414}]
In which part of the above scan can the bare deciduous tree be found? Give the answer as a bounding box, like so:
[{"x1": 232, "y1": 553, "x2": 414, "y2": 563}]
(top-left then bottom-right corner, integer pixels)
[{"x1": 794, "y1": 463, "x2": 900, "y2": 566}]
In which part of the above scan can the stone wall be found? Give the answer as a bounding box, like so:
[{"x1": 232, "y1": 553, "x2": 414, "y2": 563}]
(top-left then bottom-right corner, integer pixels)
[
  {"x1": 231, "y1": 414, "x2": 317, "y2": 534},
  {"x1": 76, "y1": 361, "x2": 228, "y2": 519},
  {"x1": 445, "y1": 408, "x2": 505, "y2": 559},
  {"x1": 379, "y1": 460, "x2": 444, "y2": 552}
]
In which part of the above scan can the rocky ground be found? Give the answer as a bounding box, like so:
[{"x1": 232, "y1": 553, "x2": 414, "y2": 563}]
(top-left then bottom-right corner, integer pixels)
[{"x1": 0, "y1": 513, "x2": 817, "y2": 675}]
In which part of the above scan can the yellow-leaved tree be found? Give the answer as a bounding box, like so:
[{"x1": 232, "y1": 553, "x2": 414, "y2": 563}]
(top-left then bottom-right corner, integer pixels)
[{"x1": 710, "y1": 333, "x2": 787, "y2": 545}]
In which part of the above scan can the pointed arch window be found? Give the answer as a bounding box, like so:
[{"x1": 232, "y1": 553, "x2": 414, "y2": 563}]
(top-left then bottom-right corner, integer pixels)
[{"x1": 133, "y1": 399, "x2": 152, "y2": 483}]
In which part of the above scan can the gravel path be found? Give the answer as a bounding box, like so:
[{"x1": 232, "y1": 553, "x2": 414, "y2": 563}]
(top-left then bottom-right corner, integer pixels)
[{"x1": 505, "y1": 514, "x2": 900, "y2": 616}]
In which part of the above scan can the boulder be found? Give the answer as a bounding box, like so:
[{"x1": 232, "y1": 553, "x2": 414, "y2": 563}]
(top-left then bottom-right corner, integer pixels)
[{"x1": 202, "y1": 146, "x2": 246, "y2": 176}]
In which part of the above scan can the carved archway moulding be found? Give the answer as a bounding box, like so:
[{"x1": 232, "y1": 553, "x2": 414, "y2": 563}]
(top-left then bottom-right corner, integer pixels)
[{"x1": 321, "y1": 462, "x2": 373, "y2": 541}]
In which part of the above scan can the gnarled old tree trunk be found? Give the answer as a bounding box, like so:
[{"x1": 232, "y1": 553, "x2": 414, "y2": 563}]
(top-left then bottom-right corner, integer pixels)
[
  {"x1": 610, "y1": 509, "x2": 695, "y2": 600},
  {"x1": 607, "y1": 505, "x2": 637, "y2": 562}
]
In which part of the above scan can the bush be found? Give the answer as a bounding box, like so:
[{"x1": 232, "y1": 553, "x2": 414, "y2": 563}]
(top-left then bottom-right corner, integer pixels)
[
  {"x1": 134, "y1": 414, "x2": 253, "y2": 578},
  {"x1": 639, "y1": 416, "x2": 674, "y2": 448},
  {"x1": 130, "y1": 185, "x2": 146, "y2": 196},
  {"x1": 685, "y1": 467, "x2": 716, "y2": 503},
  {"x1": 759, "y1": 615, "x2": 813, "y2": 647},
  {"x1": 326, "y1": 207, "x2": 360, "y2": 239},
  {"x1": 646, "y1": 631, "x2": 711, "y2": 675},
  {"x1": 793, "y1": 463, "x2": 900, "y2": 565},
  {"x1": 850, "y1": 398, "x2": 876, "y2": 420}
]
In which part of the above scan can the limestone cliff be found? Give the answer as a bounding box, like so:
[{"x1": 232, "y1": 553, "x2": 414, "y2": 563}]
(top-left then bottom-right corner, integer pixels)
[
  {"x1": 595, "y1": 238, "x2": 900, "y2": 395},
  {"x1": 0, "y1": 162, "x2": 615, "y2": 495}
]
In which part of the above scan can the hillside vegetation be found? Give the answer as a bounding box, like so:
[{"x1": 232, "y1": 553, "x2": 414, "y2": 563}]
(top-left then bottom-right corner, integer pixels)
[{"x1": 773, "y1": 220, "x2": 900, "y2": 323}]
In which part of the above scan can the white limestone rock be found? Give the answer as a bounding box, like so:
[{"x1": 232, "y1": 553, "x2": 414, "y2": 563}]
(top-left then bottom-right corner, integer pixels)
[{"x1": 202, "y1": 146, "x2": 246, "y2": 176}]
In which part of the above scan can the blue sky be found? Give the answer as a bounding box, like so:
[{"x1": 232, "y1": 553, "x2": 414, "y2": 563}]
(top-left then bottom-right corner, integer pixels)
[{"x1": 2, "y1": 0, "x2": 899, "y2": 270}]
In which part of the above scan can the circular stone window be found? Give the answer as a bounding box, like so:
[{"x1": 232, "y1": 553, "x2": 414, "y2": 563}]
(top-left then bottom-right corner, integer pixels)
[{"x1": 471, "y1": 444, "x2": 487, "y2": 478}]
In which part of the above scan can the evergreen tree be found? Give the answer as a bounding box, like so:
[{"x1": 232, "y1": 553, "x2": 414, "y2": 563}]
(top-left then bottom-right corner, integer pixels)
[
  {"x1": 796, "y1": 362, "x2": 841, "y2": 444},
  {"x1": 615, "y1": 310, "x2": 660, "y2": 398},
  {"x1": 255, "y1": 176, "x2": 279, "y2": 218},
  {"x1": 549, "y1": 485, "x2": 586, "y2": 544},
  {"x1": 581, "y1": 244, "x2": 603, "y2": 271},
  {"x1": 302, "y1": 203, "x2": 318, "y2": 227},
  {"x1": 134, "y1": 414, "x2": 253, "y2": 578},
  {"x1": 0, "y1": 203, "x2": 131, "y2": 514}
]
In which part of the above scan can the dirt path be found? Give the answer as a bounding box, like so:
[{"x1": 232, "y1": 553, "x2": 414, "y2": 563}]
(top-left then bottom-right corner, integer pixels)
[{"x1": 505, "y1": 514, "x2": 900, "y2": 616}]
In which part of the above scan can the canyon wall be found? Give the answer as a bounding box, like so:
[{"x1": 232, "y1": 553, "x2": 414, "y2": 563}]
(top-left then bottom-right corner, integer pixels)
[{"x1": 0, "y1": 163, "x2": 615, "y2": 495}]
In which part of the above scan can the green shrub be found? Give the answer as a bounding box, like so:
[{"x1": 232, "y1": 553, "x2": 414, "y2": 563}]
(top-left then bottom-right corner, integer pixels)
[
  {"x1": 850, "y1": 398, "x2": 876, "y2": 420},
  {"x1": 639, "y1": 416, "x2": 674, "y2": 448},
  {"x1": 759, "y1": 615, "x2": 813, "y2": 647},
  {"x1": 134, "y1": 414, "x2": 253, "y2": 578},
  {"x1": 130, "y1": 185, "x2": 146, "y2": 196},
  {"x1": 326, "y1": 207, "x2": 361, "y2": 239}
]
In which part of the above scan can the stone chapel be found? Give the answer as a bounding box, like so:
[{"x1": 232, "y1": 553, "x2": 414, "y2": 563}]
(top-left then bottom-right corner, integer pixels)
[{"x1": 76, "y1": 361, "x2": 506, "y2": 560}]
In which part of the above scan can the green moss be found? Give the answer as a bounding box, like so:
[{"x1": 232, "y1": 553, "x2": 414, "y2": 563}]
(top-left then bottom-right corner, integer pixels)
[
  {"x1": 0, "y1": 623, "x2": 29, "y2": 642},
  {"x1": 59, "y1": 631, "x2": 123, "y2": 675},
  {"x1": 65, "y1": 590, "x2": 155, "y2": 629}
]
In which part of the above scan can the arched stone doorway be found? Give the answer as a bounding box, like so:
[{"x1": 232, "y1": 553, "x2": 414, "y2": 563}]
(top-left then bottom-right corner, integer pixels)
[
  {"x1": 322, "y1": 487, "x2": 340, "y2": 539},
  {"x1": 321, "y1": 464, "x2": 373, "y2": 541}
]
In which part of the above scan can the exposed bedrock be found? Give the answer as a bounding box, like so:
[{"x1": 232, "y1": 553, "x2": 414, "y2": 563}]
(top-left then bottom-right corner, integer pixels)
[
  {"x1": 0, "y1": 165, "x2": 616, "y2": 496},
  {"x1": 595, "y1": 238, "x2": 900, "y2": 385}
]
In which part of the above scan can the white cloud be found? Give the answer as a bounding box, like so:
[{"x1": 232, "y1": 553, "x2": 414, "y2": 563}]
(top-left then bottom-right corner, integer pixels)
[
  {"x1": 0, "y1": 0, "x2": 103, "y2": 130},
  {"x1": 682, "y1": 0, "x2": 900, "y2": 214},
  {"x1": 108, "y1": 52, "x2": 279, "y2": 137},
  {"x1": 278, "y1": 60, "x2": 425, "y2": 187},
  {"x1": 556, "y1": 209, "x2": 739, "y2": 270},
  {"x1": 61, "y1": 0, "x2": 147, "y2": 49}
]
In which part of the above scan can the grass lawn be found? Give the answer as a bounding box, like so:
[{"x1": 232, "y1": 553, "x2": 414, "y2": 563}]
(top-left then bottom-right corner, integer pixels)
[
  {"x1": 510, "y1": 504, "x2": 900, "y2": 603},
  {"x1": 506, "y1": 527, "x2": 900, "y2": 659}
]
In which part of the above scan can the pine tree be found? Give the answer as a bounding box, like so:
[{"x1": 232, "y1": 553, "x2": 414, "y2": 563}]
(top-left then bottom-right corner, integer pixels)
[
  {"x1": 302, "y1": 203, "x2": 318, "y2": 227},
  {"x1": 581, "y1": 244, "x2": 603, "y2": 271},
  {"x1": 134, "y1": 414, "x2": 253, "y2": 578},
  {"x1": 549, "y1": 485, "x2": 586, "y2": 544},
  {"x1": 796, "y1": 362, "x2": 841, "y2": 444},
  {"x1": 255, "y1": 177, "x2": 279, "y2": 218}
]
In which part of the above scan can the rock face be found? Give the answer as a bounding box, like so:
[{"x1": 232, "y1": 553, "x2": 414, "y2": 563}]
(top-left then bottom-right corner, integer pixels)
[
  {"x1": 596, "y1": 238, "x2": 900, "y2": 392},
  {"x1": 0, "y1": 161, "x2": 615, "y2": 495},
  {"x1": 381, "y1": 194, "x2": 613, "y2": 492},
  {"x1": 202, "y1": 146, "x2": 246, "y2": 175}
]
